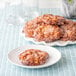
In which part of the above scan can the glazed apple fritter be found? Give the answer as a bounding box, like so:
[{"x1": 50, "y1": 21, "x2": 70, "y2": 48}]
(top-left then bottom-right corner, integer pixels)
[{"x1": 22, "y1": 14, "x2": 76, "y2": 42}]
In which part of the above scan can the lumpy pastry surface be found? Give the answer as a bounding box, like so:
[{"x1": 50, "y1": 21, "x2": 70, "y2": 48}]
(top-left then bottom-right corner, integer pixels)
[
  {"x1": 19, "y1": 49, "x2": 49, "y2": 66},
  {"x1": 22, "y1": 14, "x2": 76, "y2": 42}
]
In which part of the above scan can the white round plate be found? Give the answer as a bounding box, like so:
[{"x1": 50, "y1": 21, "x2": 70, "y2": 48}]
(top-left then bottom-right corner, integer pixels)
[{"x1": 8, "y1": 45, "x2": 61, "y2": 68}]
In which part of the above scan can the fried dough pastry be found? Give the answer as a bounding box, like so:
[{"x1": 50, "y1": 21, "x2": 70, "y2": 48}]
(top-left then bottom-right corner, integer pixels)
[
  {"x1": 22, "y1": 14, "x2": 76, "y2": 42},
  {"x1": 19, "y1": 49, "x2": 49, "y2": 66}
]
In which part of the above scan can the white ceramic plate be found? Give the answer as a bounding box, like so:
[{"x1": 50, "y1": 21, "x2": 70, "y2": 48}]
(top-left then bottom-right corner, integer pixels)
[{"x1": 8, "y1": 45, "x2": 61, "y2": 68}]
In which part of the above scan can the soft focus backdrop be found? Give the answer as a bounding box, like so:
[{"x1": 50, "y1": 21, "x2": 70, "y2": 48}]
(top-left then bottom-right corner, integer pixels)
[{"x1": 0, "y1": 0, "x2": 62, "y2": 9}]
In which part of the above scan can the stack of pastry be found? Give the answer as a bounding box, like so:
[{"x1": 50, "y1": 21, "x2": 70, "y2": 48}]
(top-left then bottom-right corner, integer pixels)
[{"x1": 22, "y1": 14, "x2": 76, "y2": 42}]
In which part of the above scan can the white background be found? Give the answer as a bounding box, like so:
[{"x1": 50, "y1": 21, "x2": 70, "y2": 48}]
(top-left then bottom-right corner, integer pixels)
[{"x1": 0, "y1": 0, "x2": 62, "y2": 8}]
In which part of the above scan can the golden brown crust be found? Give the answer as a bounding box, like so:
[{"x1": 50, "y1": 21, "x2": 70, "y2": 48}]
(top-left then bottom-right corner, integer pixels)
[
  {"x1": 34, "y1": 24, "x2": 62, "y2": 42},
  {"x1": 19, "y1": 49, "x2": 49, "y2": 66},
  {"x1": 22, "y1": 14, "x2": 76, "y2": 42},
  {"x1": 60, "y1": 20, "x2": 76, "y2": 41}
]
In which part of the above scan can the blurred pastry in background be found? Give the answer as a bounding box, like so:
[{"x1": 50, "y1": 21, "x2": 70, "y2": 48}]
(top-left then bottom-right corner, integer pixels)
[{"x1": 22, "y1": 14, "x2": 76, "y2": 42}]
